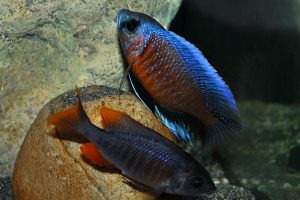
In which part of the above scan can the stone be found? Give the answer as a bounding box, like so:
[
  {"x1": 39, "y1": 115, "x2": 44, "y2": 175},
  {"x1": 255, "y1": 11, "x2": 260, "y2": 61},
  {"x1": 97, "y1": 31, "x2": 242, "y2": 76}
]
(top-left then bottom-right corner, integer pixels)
[
  {"x1": 12, "y1": 85, "x2": 175, "y2": 200},
  {"x1": 0, "y1": 0, "x2": 181, "y2": 177},
  {"x1": 12, "y1": 86, "x2": 255, "y2": 200}
]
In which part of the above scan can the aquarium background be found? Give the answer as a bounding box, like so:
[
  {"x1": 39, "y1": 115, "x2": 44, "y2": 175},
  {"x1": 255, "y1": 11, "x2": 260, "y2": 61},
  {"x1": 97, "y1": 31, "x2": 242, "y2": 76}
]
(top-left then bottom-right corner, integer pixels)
[
  {"x1": 0, "y1": 0, "x2": 299, "y2": 199},
  {"x1": 170, "y1": 0, "x2": 300, "y2": 199}
]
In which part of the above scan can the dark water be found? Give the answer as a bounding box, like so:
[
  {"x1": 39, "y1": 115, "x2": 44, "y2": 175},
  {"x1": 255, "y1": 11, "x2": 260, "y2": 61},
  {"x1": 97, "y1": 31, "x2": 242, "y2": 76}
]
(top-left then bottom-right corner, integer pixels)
[
  {"x1": 170, "y1": 1, "x2": 300, "y2": 200},
  {"x1": 170, "y1": 0, "x2": 300, "y2": 104}
]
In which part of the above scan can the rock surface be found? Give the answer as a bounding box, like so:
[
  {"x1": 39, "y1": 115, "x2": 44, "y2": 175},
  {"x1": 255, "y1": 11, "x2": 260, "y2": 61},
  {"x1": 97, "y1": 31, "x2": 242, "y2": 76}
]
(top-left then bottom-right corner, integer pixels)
[
  {"x1": 11, "y1": 85, "x2": 255, "y2": 200},
  {"x1": 12, "y1": 85, "x2": 175, "y2": 200},
  {"x1": 0, "y1": 0, "x2": 181, "y2": 177},
  {"x1": 217, "y1": 102, "x2": 300, "y2": 200}
]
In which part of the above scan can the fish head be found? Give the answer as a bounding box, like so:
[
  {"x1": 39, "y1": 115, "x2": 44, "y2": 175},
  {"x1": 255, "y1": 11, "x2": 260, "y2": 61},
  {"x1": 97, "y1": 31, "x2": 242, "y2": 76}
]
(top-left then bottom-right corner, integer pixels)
[
  {"x1": 116, "y1": 9, "x2": 164, "y2": 65},
  {"x1": 165, "y1": 163, "x2": 216, "y2": 197}
]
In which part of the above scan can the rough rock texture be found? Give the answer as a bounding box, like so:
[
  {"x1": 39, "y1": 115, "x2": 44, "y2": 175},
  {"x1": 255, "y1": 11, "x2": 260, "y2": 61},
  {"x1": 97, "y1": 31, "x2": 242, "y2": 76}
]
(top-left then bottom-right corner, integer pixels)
[
  {"x1": 0, "y1": 0, "x2": 181, "y2": 177},
  {"x1": 12, "y1": 85, "x2": 175, "y2": 200},
  {"x1": 217, "y1": 102, "x2": 300, "y2": 200}
]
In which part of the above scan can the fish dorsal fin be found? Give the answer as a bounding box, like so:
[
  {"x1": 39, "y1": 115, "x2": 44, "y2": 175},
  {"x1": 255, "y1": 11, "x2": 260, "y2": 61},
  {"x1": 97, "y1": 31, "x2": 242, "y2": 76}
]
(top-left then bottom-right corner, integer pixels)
[
  {"x1": 100, "y1": 107, "x2": 145, "y2": 133},
  {"x1": 168, "y1": 32, "x2": 243, "y2": 151},
  {"x1": 168, "y1": 31, "x2": 240, "y2": 120},
  {"x1": 100, "y1": 107, "x2": 124, "y2": 129}
]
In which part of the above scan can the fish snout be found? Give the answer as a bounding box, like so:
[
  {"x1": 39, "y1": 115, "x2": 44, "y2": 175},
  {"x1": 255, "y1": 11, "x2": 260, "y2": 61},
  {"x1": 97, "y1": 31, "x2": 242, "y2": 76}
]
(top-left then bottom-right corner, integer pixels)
[
  {"x1": 203, "y1": 181, "x2": 216, "y2": 195},
  {"x1": 117, "y1": 9, "x2": 133, "y2": 30}
]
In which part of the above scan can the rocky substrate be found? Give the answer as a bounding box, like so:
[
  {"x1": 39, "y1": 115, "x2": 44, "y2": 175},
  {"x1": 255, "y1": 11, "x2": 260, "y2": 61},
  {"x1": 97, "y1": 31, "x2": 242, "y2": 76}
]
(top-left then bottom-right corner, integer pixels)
[{"x1": 217, "y1": 101, "x2": 300, "y2": 200}]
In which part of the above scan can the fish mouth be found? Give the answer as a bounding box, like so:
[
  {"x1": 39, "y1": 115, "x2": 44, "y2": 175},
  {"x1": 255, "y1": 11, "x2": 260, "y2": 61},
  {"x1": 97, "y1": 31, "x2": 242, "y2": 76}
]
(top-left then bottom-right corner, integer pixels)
[
  {"x1": 116, "y1": 9, "x2": 132, "y2": 30},
  {"x1": 202, "y1": 184, "x2": 217, "y2": 196}
]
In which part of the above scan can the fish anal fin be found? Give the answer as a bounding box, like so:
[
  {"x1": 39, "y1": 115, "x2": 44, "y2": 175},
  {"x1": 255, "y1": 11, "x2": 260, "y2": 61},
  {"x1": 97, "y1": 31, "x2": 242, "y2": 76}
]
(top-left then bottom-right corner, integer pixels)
[
  {"x1": 154, "y1": 105, "x2": 202, "y2": 145},
  {"x1": 80, "y1": 143, "x2": 114, "y2": 168}
]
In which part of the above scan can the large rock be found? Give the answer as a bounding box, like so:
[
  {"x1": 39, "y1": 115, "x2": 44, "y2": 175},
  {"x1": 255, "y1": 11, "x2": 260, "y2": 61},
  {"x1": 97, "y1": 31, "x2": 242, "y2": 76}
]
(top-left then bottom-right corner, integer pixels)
[
  {"x1": 12, "y1": 85, "x2": 255, "y2": 200},
  {"x1": 0, "y1": 0, "x2": 181, "y2": 177},
  {"x1": 12, "y1": 85, "x2": 175, "y2": 200}
]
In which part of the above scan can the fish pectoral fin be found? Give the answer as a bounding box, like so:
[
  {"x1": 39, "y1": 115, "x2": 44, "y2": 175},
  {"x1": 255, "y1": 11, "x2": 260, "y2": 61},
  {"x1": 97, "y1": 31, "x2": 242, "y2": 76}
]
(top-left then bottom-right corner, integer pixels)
[
  {"x1": 122, "y1": 175, "x2": 151, "y2": 191},
  {"x1": 128, "y1": 72, "x2": 156, "y2": 112},
  {"x1": 154, "y1": 104, "x2": 201, "y2": 145},
  {"x1": 80, "y1": 143, "x2": 114, "y2": 168}
]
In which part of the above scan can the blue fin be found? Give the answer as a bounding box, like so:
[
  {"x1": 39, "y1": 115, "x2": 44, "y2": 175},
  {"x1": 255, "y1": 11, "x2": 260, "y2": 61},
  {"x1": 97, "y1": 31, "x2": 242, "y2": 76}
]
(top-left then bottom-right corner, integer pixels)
[
  {"x1": 128, "y1": 70, "x2": 200, "y2": 145},
  {"x1": 154, "y1": 104, "x2": 202, "y2": 145},
  {"x1": 128, "y1": 72, "x2": 155, "y2": 113},
  {"x1": 168, "y1": 31, "x2": 242, "y2": 151},
  {"x1": 204, "y1": 118, "x2": 244, "y2": 153}
]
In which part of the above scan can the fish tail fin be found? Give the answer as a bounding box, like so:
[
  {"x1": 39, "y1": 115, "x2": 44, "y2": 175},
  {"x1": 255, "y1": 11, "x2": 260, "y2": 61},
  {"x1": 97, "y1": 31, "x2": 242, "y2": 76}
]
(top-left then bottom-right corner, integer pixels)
[
  {"x1": 203, "y1": 118, "x2": 244, "y2": 153},
  {"x1": 47, "y1": 88, "x2": 103, "y2": 141}
]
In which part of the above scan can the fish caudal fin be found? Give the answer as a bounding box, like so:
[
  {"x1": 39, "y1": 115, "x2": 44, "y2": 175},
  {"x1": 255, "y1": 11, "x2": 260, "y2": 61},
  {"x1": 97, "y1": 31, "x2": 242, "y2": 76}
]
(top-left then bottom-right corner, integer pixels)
[
  {"x1": 47, "y1": 88, "x2": 103, "y2": 143},
  {"x1": 80, "y1": 143, "x2": 114, "y2": 168},
  {"x1": 48, "y1": 88, "x2": 89, "y2": 133},
  {"x1": 203, "y1": 118, "x2": 244, "y2": 153}
]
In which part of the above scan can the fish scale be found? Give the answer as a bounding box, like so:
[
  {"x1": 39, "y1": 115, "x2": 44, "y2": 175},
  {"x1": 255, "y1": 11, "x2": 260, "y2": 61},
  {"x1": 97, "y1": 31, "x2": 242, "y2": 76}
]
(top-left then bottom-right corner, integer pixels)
[
  {"x1": 117, "y1": 9, "x2": 242, "y2": 151},
  {"x1": 96, "y1": 131, "x2": 175, "y2": 188},
  {"x1": 134, "y1": 32, "x2": 200, "y2": 111}
]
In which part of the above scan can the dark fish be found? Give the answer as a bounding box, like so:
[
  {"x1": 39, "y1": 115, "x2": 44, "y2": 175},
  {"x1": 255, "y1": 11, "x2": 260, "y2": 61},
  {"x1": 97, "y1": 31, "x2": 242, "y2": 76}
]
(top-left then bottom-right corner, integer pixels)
[
  {"x1": 47, "y1": 89, "x2": 216, "y2": 197},
  {"x1": 117, "y1": 9, "x2": 242, "y2": 151}
]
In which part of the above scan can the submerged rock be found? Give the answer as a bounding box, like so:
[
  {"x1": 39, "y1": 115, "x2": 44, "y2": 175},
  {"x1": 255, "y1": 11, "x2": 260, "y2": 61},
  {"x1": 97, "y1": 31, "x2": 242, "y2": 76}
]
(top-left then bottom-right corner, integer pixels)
[
  {"x1": 0, "y1": 0, "x2": 181, "y2": 177},
  {"x1": 12, "y1": 86, "x2": 255, "y2": 200},
  {"x1": 12, "y1": 86, "x2": 175, "y2": 200}
]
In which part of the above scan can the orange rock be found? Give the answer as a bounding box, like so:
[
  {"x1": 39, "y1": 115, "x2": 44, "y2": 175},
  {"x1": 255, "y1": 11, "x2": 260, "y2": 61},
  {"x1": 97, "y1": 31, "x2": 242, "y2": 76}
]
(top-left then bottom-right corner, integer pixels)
[{"x1": 13, "y1": 85, "x2": 175, "y2": 200}]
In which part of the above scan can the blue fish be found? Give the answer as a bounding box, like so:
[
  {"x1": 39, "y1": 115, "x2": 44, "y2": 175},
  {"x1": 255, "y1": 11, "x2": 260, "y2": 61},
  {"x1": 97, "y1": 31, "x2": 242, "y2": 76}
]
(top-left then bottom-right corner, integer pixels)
[{"x1": 117, "y1": 9, "x2": 242, "y2": 151}]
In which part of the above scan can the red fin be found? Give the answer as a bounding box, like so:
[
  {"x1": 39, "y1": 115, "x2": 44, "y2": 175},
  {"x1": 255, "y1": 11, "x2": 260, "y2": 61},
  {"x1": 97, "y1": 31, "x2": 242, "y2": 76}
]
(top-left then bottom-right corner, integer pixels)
[
  {"x1": 80, "y1": 143, "x2": 114, "y2": 168},
  {"x1": 47, "y1": 103, "x2": 84, "y2": 140},
  {"x1": 48, "y1": 87, "x2": 81, "y2": 132},
  {"x1": 100, "y1": 107, "x2": 126, "y2": 129},
  {"x1": 47, "y1": 87, "x2": 88, "y2": 142}
]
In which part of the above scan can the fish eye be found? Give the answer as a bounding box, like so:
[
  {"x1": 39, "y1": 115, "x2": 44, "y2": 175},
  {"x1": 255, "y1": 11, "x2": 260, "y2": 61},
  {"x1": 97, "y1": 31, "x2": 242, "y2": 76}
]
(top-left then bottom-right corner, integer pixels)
[
  {"x1": 126, "y1": 19, "x2": 140, "y2": 32},
  {"x1": 191, "y1": 177, "x2": 203, "y2": 188}
]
